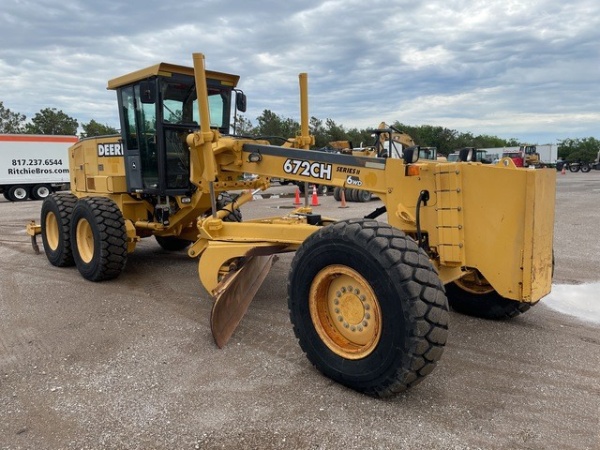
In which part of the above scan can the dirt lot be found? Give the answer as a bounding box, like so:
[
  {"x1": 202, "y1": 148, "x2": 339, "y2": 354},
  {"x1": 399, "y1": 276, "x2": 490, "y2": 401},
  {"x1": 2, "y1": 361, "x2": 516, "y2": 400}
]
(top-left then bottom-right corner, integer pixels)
[{"x1": 1, "y1": 172, "x2": 599, "y2": 450}]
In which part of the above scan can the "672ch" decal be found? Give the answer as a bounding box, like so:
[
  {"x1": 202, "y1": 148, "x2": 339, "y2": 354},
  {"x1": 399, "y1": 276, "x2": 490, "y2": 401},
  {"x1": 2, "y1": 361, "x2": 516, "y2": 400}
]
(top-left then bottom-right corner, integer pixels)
[{"x1": 283, "y1": 159, "x2": 332, "y2": 180}]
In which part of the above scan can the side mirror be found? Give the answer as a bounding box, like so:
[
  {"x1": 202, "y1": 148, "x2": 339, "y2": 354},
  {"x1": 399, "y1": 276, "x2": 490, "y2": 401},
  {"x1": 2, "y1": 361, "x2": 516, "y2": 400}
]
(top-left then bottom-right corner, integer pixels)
[
  {"x1": 402, "y1": 145, "x2": 420, "y2": 163},
  {"x1": 235, "y1": 91, "x2": 247, "y2": 113},
  {"x1": 459, "y1": 147, "x2": 474, "y2": 162},
  {"x1": 139, "y1": 80, "x2": 156, "y2": 104}
]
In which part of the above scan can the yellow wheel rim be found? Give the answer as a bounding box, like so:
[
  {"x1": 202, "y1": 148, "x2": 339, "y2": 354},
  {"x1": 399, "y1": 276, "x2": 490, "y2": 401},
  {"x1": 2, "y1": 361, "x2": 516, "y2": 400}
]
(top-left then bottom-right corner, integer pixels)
[
  {"x1": 309, "y1": 265, "x2": 382, "y2": 360},
  {"x1": 455, "y1": 271, "x2": 494, "y2": 294},
  {"x1": 76, "y1": 219, "x2": 94, "y2": 263},
  {"x1": 44, "y1": 212, "x2": 59, "y2": 251}
]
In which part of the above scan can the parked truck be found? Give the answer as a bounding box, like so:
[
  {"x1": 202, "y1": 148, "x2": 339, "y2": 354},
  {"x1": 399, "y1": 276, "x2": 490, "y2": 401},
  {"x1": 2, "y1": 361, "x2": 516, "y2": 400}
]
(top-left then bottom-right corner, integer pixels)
[
  {"x1": 0, "y1": 134, "x2": 77, "y2": 201},
  {"x1": 571, "y1": 150, "x2": 600, "y2": 172},
  {"x1": 490, "y1": 144, "x2": 558, "y2": 168}
]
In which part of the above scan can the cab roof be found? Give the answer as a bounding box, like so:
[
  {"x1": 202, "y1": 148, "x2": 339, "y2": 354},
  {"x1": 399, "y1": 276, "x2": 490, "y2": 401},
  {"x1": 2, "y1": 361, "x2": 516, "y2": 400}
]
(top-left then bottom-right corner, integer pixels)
[{"x1": 107, "y1": 62, "x2": 240, "y2": 90}]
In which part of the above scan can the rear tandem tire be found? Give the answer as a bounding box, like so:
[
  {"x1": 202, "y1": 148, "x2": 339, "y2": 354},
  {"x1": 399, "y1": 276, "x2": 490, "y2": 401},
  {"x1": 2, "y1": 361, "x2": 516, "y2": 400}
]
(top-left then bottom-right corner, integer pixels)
[
  {"x1": 70, "y1": 197, "x2": 128, "y2": 281},
  {"x1": 41, "y1": 193, "x2": 78, "y2": 267},
  {"x1": 288, "y1": 219, "x2": 449, "y2": 397},
  {"x1": 445, "y1": 280, "x2": 532, "y2": 319}
]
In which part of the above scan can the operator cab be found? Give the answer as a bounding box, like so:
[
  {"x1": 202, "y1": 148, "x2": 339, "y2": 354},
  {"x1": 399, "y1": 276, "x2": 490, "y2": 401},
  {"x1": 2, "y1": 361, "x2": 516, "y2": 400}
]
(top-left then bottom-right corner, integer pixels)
[{"x1": 107, "y1": 62, "x2": 245, "y2": 196}]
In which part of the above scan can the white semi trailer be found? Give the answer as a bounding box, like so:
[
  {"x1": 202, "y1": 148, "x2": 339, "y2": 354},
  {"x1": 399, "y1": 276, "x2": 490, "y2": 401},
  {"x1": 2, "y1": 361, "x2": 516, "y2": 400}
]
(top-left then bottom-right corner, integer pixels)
[{"x1": 0, "y1": 134, "x2": 77, "y2": 201}]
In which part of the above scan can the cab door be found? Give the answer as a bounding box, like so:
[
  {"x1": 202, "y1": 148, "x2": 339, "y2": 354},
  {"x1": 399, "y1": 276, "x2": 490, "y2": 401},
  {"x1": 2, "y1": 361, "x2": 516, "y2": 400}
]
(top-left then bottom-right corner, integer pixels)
[{"x1": 118, "y1": 82, "x2": 159, "y2": 193}]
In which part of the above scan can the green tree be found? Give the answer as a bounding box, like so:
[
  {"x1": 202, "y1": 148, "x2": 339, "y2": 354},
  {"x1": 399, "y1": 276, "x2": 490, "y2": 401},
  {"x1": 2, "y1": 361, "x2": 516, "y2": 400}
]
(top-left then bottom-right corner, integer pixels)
[
  {"x1": 309, "y1": 117, "x2": 351, "y2": 148},
  {"x1": 80, "y1": 119, "x2": 118, "y2": 138},
  {"x1": 238, "y1": 109, "x2": 599, "y2": 162},
  {"x1": 323, "y1": 119, "x2": 348, "y2": 145},
  {"x1": 233, "y1": 115, "x2": 254, "y2": 135},
  {"x1": 25, "y1": 108, "x2": 78, "y2": 135},
  {"x1": 451, "y1": 131, "x2": 476, "y2": 149},
  {"x1": 346, "y1": 127, "x2": 374, "y2": 149},
  {"x1": 254, "y1": 110, "x2": 299, "y2": 144},
  {"x1": 401, "y1": 123, "x2": 458, "y2": 156},
  {"x1": 310, "y1": 116, "x2": 326, "y2": 147},
  {"x1": 558, "y1": 137, "x2": 600, "y2": 162},
  {"x1": 281, "y1": 117, "x2": 301, "y2": 141},
  {"x1": 0, "y1": 101, "x2": 26, "y2": 133},
  {"x1": 391, "y1": 122, "x2": 519, "y2": 155}
]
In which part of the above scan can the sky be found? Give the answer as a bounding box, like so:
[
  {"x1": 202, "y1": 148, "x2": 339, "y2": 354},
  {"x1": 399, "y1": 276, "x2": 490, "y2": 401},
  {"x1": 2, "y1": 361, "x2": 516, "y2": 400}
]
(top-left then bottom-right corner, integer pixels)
[{"x1": 1, "y1": 0, "x2": 599, "y2": 144}]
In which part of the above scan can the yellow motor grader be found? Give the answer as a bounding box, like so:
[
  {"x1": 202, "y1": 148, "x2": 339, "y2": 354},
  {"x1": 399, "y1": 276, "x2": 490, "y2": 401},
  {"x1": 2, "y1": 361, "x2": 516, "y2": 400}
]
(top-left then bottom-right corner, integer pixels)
[{"x1": 27, "y1": 53, "x2": 556, "y2": 398}]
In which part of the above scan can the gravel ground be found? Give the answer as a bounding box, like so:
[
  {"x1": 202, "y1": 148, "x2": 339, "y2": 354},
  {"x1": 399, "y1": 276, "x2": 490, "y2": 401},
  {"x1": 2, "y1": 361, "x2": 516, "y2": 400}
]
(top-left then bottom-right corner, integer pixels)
[{"x1": 1, "y1": 171, "x2": 599, "y2": 450}]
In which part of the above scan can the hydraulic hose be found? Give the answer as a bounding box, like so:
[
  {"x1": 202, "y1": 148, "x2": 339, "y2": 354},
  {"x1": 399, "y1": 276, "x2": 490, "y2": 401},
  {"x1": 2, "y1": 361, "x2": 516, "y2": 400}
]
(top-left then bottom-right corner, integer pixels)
[{"x1": 416, "y1": 190, "x2": 430, "y2": 248}]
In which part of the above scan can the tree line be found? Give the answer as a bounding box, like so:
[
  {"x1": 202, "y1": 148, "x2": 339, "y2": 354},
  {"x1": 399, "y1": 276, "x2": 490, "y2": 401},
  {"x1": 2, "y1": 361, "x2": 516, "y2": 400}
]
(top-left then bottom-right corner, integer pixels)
[
  {"x1": 240, "y1": 110, "x2": 600, "y2": 162},
  {"x1": 2, "y1": 101, "x2": 598, "y2": 162},
  {"x1": 236, "y1": 111, "x2": 516, "y2": 154},
  {"x1": 0, "y1": 101, "x2": 117, "y2": 138}
]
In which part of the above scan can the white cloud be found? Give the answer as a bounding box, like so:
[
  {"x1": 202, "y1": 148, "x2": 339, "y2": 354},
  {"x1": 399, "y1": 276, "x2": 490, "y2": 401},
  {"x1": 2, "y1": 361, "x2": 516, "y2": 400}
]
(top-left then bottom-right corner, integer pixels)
[
  {"x1": 400, "y1": 46, "x2": 454, "y2": 68},
  {"x1": 0, "y1": 0, "x2": 598, "y2": 143}
]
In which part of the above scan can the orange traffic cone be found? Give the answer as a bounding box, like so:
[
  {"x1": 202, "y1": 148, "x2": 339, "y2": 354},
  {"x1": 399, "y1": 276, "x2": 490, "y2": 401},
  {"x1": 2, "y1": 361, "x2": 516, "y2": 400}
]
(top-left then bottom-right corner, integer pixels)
[
  {"x1": 293, "y1": 187, "x2": 302, "y2": 206},
  {"x1": 338, "y1": 187, "x2": 349, "y2": 208},
  {"x1": 310, "y1": 185, "x2": 320, "y2": 206},
  {"x1": 561, "y1": 166, "x2": 566, "y2": 175}
]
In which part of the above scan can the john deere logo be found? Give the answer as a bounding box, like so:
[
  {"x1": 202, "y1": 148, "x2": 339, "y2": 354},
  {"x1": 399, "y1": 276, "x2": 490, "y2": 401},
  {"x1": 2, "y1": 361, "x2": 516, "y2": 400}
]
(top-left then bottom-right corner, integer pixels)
[{"x1": 97, "y1": 143, "x2": 124, "y2": 157}]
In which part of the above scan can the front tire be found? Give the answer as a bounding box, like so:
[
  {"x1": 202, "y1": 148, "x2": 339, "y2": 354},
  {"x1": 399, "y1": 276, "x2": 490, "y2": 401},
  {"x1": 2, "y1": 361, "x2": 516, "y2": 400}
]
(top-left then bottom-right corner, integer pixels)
[
  {"x1": 41, "y1": 193, "x2": 78, "y2": 267},
  {"x1": 288, "y1": 219, "x2": 448, "y2": 397},
  {"x1": 70, "y1": 197, "x2": 128, "y2": 281}
]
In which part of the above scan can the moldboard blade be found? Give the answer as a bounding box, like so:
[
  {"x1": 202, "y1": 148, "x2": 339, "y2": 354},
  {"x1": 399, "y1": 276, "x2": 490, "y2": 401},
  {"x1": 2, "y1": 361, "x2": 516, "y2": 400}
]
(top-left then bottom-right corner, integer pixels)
[{"x1": 210, "y1": 254, "x2": 278, "y2": 348}]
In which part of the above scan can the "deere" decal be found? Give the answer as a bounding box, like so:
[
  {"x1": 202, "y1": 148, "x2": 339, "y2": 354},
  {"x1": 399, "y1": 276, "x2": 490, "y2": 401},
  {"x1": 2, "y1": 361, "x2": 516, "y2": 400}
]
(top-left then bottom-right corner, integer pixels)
[{"x1": 97, "y1": 143, "x2": 124, "y2": 157}]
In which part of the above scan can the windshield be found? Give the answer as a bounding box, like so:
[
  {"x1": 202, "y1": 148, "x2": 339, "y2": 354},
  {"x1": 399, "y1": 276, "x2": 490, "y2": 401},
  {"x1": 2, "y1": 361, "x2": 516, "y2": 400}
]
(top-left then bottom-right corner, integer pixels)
[{"x1": 160, "y1": 73, "x2": 232, "y2": 131}]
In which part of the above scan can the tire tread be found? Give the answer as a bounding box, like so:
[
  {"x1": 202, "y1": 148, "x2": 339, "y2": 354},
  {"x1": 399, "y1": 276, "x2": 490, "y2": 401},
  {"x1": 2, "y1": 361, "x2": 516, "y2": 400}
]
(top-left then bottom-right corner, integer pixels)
[
  {"x1": 72, "y1": 197, "x2": 127, "y2": 281},
  {"x1": 288, "y1": 218, "x2": 449, "y2": 398},
  {"x1": 41, "y1": 193, "x2": 78, "y2": 267}
]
